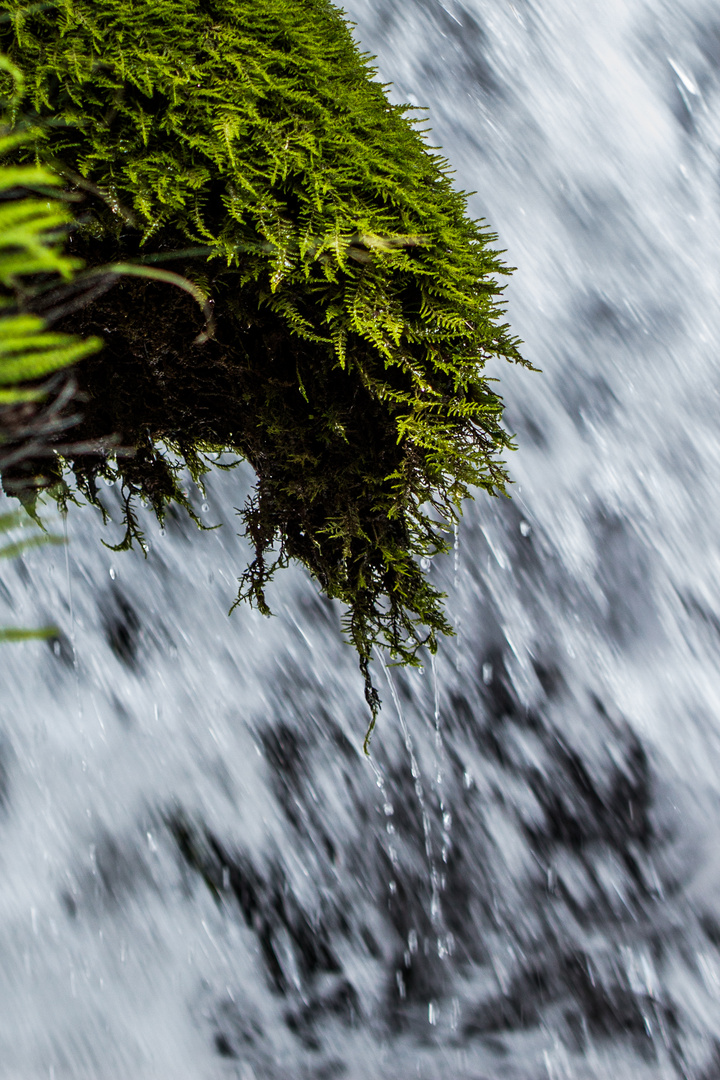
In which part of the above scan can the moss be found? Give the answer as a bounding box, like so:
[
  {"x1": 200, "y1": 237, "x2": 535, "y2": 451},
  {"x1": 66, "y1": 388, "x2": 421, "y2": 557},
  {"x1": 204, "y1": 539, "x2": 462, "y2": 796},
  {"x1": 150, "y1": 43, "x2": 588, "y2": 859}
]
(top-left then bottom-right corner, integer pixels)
[{"x1": 1, "y1": 0, "x2": 529, "y2": 735}]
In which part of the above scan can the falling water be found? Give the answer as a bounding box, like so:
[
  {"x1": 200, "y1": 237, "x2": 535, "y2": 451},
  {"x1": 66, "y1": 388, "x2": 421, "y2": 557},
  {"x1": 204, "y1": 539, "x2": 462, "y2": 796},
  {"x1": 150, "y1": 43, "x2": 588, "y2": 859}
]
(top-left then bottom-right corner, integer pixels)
[{"x1": 3, "y1": 0, "x2": 720, "y2": 1075}]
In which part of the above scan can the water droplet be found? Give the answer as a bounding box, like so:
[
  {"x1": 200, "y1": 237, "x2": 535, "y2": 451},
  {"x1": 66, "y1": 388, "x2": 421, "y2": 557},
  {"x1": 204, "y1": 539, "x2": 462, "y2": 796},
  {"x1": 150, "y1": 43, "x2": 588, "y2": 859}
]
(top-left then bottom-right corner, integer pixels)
[
  {"x1": 109, "y1": 567, "x2": 116, "y2": 580},
  {"x1": 201, "y1": 502, "x2": 209, "y2": 513},
  {"x1": 420, "y1": 556, "x2": 431, "y2": 571},
  {"x1": 520, "y1": 520, "x2": 531, "y2": 537},
  {"x1": 482, "y1": 662, "x2": 493, "y2": 684},
  {"x1": 428, "y1": 1001, "x2": 438, "y2": 1025}
]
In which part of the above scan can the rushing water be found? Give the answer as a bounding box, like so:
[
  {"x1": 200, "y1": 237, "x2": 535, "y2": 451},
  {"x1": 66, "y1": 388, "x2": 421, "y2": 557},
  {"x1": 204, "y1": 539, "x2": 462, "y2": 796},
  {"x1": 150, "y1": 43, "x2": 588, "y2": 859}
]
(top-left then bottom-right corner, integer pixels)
[{"x1": 3, "y1": 0, "x2": 720, "y2": 1075}]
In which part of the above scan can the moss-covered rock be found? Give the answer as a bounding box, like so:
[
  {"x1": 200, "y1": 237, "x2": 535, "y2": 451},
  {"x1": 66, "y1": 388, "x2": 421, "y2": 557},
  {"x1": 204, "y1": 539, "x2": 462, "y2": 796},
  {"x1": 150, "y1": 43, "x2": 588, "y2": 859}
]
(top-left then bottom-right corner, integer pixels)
[{"x1": 1, "y1": 0, "x2": 528, "y2": 731}]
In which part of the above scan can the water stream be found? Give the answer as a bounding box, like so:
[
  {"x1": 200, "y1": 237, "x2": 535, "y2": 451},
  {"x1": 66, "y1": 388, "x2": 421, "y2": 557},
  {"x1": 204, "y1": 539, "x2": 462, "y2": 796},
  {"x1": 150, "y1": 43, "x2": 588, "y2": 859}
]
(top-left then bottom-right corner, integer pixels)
[{"x1": 3, "y1": 0, "x2": 720, "y2": 1075}]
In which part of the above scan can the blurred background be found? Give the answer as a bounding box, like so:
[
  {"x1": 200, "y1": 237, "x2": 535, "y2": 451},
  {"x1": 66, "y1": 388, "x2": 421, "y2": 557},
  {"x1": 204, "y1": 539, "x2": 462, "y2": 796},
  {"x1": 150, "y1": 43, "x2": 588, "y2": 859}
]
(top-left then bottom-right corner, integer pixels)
[{"x1": 3, "y1": 0, "x2": 720, "y2": 1075}]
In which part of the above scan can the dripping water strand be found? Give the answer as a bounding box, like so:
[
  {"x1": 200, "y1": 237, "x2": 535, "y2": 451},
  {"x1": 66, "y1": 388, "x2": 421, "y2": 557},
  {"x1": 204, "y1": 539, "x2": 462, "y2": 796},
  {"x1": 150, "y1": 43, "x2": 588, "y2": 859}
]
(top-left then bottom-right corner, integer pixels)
[
  {"x1": 453, "y1": 520, "x2": 463, "y2": 674},
  {"x1": 453, "y1": 520, "x2": 459, "y2": 589},
  {"x1": 375, "y1": 646, "x2": 446, "y2": 939},
  {"x1": 430, "y1": 652, "x2": 453, "y2": 876},
  {"x1": 62, "y1": 511, "x2": 82, "y2": 724},
  {"x1": 367, "y1": 755, "x2": 400, "y2": 879}
]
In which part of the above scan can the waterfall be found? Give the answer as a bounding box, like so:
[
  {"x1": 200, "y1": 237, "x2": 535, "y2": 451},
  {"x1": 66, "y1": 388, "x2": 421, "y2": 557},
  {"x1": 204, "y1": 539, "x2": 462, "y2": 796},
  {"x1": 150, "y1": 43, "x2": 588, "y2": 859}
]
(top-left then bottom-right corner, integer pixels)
[{"x1": 2, "y1": 0, "x2": 720, "y2": 1075}]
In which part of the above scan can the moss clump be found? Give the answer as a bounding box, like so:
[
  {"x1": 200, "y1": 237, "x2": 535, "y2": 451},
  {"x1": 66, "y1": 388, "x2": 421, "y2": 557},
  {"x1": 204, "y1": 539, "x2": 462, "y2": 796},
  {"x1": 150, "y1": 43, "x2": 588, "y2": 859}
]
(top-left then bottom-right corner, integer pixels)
[{"x1": 1, "y1": 0, "x2": 528, "y2": 729}]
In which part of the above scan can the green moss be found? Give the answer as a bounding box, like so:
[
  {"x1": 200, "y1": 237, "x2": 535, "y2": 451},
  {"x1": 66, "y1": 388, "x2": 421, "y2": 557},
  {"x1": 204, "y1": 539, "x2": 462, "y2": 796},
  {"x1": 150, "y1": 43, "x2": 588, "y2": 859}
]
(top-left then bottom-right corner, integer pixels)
[{"x1": 1, "y1": 0, "x2": 529, "y2": 736}]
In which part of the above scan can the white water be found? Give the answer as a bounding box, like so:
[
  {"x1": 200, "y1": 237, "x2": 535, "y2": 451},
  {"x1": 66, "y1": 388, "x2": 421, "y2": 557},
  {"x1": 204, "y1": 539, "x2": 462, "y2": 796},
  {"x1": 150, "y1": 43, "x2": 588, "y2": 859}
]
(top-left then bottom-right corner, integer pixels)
[{"x1": 3, "y1": 0, "x2": 720, "y2": 1075}]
